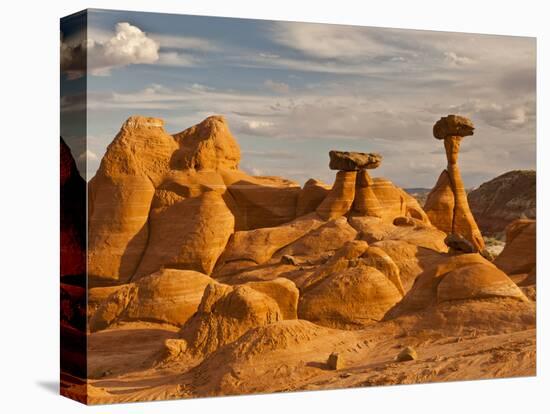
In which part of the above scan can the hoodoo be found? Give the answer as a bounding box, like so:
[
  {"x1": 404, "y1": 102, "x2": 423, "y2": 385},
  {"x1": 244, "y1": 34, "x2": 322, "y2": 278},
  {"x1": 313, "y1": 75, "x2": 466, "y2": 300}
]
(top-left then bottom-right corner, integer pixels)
[{"x1": 424, "y1": 115, "x2": 485, "y2": 251}]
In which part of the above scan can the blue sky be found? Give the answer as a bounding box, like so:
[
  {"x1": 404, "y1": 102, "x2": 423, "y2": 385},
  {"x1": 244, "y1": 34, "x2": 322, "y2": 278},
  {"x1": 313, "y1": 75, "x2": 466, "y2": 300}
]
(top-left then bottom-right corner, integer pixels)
[{"x1": 61, "y1": 9, "x2": 536, "y2": 188}]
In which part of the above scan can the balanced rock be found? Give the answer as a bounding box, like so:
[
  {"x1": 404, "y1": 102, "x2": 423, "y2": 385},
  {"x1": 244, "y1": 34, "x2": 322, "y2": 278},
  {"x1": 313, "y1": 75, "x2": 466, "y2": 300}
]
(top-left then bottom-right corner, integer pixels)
[
  {"x1": 433, "y1": 114, "x2": 474, "y2": 140},
  {"x1": 424, "y1": 115, "x2": 484, "y2": 251},
  {"x1": 329, "y1": 150, "x2": 382, "y2": 171}
]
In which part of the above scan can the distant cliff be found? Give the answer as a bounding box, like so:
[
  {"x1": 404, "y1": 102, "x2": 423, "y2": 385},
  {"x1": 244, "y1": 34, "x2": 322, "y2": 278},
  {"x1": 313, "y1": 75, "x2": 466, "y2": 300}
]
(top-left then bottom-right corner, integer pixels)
[{"x1": 468, "y1": 170, "x2": 536, "y2": 237}]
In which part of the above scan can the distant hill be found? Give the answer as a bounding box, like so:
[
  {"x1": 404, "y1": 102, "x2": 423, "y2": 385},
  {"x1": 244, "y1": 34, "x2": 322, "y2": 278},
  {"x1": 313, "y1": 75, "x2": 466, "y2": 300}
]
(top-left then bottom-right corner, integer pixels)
[{"x1": 468, "y1": 170, "x2": 536, "y2": 237}]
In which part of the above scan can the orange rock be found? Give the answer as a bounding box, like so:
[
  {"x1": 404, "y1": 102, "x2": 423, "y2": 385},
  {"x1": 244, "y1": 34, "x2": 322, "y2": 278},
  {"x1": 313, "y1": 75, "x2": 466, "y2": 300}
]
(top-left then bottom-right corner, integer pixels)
[
  {"x1": 424, "y1": 115, "x2": 484, "y2": 251},
  {"x1": 275, "y1": 217, "x2": 357, "y2": 260},
  {"x1": 494, "y1": 219, "x2": 536, "y2": 275},
  {"x1": 361, "y1": 246, "x2": 405, "y2": 295},
  {"x1": 437, "y1": 263, "x2": 528, "y2": 303},
  {"x1": 296, "y1": 178, "x2": 330, "y2": 217},
  {"x1": 134, "y1": 191, "x2": 234, "y2": 278},
  {"x1": 172, "y1": 115, "x2": 241, "y2": 170},
  {"x1": 88, "y1": 116, "x2": 178, "y2": 285},
  {"x1": 299, "y1": 240, "x2": 370, "y2": 291},
  {"x1": 316, "y1": 171, "x2": 357, "y2": 220},
  {"x1": 89, "y1": 269, "x2": 215, "y2": 331},
  {"x1": 424, "y1": 170, "x2": 455, "y2": 234},
  {"x1": 218, "y1": 213, "x2": 324, "y2": 266},
  {"x1": 353, "y1": 170, "x2": 383, "y2": 217},
  {"x1": 221, "y1": 169, "x2": 301, "y2": 230},
  {"x1": 179, "y1": 283, "x2": 284, "y2": 355},
  {"x1": 298, "y1": 264, "x2": 402, "y2": 329}
]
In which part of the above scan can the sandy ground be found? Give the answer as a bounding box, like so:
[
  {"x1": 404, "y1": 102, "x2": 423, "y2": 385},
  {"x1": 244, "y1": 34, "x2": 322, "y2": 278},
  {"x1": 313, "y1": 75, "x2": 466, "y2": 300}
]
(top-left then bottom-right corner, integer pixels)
[{"x1": 72, "y1": 297, "x2": 535, "y2": 405}]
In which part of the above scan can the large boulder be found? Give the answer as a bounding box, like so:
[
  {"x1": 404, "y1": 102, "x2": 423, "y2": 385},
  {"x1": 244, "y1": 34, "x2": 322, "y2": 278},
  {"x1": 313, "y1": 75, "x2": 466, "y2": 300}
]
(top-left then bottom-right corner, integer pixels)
[{"x1": 298, "y1": 264, "x2": 402, "y2": 329}]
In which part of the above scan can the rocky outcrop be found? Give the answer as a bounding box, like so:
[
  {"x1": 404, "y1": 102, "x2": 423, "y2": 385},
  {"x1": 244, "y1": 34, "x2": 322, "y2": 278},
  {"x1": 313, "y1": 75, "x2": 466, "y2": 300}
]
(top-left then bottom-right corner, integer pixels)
[
  {"x1": 468, "y1": 170, "x2": 536, "y2": 236},
  {"x1": 275, "y1": 217, "x2": 357, "y2": 261},
  {"x1": 88, "y1": 117, "x2": 177, "y2": 285},
  {"x1": 217, "y1": 213, "x2": 324, "y2": 266},
  {"x1": 494, "y1": 219, "x2": 536, "y2": 276},
  {"x1": 424, "y1": 115, "x2": 484, "y2": 251},
  {"x1": 299, "y1": 264, "x2": 402, "y2": 329},
  {"x1": 316, "y1": 171, "x2": 357, "y2": 220},
  {"x1": 89, "y1": 269, "x2": 214, "y2": 331},
  {"x1": 178, "y1": 280, "x2": 298, "y2": 355},
  {"x1": 437, "y1": 263, "x2": 528, "y2": 303},
  {"x1": 134, "y1": 191, "x2": 234, "y2": 278},
  {"x1": 172, "y1": 115, "x2": 241, "y2": 170},
  {"x1": 296, "y1": 178, "x2": 331, "y2": 216},
  {"x1": 328, "y1": 150, "x2": 382, "y2": 171}
]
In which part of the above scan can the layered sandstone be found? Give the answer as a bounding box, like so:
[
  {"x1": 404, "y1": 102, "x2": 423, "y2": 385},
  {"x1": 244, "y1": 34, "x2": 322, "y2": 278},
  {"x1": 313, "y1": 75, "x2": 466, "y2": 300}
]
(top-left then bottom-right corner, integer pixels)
[{"x1": 424, "y1": 115, "x2": 485, "y2": 251}]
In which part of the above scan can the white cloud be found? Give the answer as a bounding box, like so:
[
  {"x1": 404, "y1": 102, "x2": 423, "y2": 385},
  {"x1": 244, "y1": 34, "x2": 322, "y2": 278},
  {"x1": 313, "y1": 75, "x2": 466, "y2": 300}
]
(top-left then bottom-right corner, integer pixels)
[{"x1": 61, "y1": 22, "x2": 160, "y2": 78}]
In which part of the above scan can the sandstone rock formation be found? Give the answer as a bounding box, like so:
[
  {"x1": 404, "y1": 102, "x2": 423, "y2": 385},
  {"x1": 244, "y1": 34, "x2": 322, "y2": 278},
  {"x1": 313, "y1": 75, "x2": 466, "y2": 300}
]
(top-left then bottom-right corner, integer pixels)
[
  {"x1": 424, "y1": 115, "x2": 485, "y2": 251},
  {"x1": 299, "y1": 264, "x2": 403, "y2": 329},
  {"x1": 296, "y1": 178, "x2": 331, "y2": 216},
  {"x1": 172, "y1": 115, "x2": 241, "y2": 170},
  {"x1": 88, "y1": 117, "x2": 177, "y2": 284},
  {"x1": 468, "y1": 170, "x2": 536, "y2": 236},
  {"x1": 89, "y1": 269, "x2": 214, "y2": 331},
  {"x1": 83, "y1": 113, "x2": 535, "y2": 404},
  {"x1": 328, "y1": 150, "x2": 382, "y2": 171},
  {"x1": 316, "y1": 171, "x2": 357, "y2": 220},
  {"x1": 178, "y1": 280, "x2": 298, "y2": 355},
  {"x1": 494, "y1": 219, "x2": 536, "y2": 276}
]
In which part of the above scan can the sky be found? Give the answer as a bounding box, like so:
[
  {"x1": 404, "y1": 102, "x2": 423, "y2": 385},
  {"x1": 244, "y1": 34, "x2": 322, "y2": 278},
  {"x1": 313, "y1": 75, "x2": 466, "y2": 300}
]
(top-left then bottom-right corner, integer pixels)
[{"x1": 61, "y1": 9, "x2": 536, "y2": 188}]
